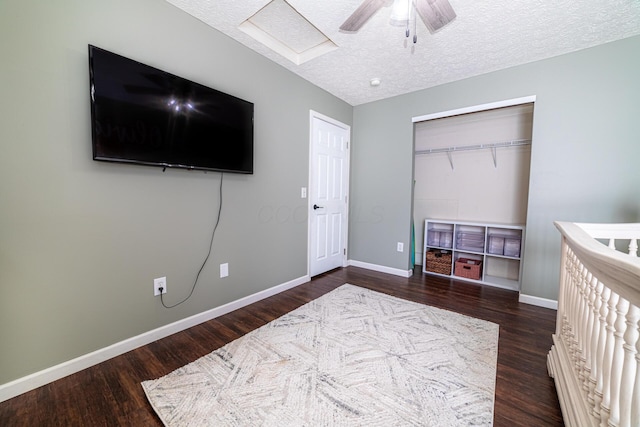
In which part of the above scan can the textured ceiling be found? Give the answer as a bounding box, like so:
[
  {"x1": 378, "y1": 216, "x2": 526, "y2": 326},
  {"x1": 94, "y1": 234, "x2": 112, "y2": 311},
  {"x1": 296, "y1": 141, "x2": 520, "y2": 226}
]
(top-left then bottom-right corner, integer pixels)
[{"x1": 165, "y1": 0, "x2": 640, "y2": 106}]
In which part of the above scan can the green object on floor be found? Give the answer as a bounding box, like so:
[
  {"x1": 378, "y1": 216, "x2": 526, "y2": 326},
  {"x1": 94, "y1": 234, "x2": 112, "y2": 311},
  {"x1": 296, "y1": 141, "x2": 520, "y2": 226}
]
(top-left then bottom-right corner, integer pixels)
[{"x1": 411, "y1": 220, "x2": 415, "y2": 268}]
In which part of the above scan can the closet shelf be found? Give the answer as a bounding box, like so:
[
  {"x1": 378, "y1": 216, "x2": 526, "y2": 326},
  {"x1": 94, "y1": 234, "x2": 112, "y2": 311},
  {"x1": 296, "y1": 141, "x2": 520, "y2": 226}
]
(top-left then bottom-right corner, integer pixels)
[
  {"x1": 414, "y1": 139, "x2": 531, "y2": 155},
  {"x1": 414, "y1": 139, "x2": 531, "y2": 169}
]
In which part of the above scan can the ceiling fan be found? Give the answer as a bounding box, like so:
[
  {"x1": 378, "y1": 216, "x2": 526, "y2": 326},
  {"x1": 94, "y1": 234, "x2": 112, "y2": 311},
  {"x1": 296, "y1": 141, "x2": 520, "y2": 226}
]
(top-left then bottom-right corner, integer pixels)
[{"x1": 340, "y1": 0, "x2": 456, "y2": 36}]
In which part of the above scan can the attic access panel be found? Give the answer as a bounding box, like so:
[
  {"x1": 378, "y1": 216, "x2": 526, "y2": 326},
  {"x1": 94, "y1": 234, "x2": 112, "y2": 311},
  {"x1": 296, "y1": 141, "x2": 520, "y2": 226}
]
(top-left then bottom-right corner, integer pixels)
[{"x1": 239, "y1": 0, "x2": 338, "y2": 65}]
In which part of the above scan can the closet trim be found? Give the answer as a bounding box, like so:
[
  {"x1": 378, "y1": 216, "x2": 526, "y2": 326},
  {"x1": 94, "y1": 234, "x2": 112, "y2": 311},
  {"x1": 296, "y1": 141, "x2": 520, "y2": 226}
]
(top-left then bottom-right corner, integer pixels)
[{"x1": 412, "y1": 95, "x2": 536, "y2": 123}]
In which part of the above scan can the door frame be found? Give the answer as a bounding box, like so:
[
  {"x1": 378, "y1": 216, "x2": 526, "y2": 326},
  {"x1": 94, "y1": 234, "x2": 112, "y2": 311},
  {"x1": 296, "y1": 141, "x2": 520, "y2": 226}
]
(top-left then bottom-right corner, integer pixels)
[
  {"x1": 411, "y1": 95, "x2": 536, "y2": 269},
  {"x1": 307, "y1": 110, "x2": 351, "y2": 276}
]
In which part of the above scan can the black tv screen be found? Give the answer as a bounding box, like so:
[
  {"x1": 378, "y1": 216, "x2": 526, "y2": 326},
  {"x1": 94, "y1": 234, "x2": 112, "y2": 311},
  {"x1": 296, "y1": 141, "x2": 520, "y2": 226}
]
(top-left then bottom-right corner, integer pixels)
[{"x1": 88, "y1": 45, "x2": 254, "y2": 174}]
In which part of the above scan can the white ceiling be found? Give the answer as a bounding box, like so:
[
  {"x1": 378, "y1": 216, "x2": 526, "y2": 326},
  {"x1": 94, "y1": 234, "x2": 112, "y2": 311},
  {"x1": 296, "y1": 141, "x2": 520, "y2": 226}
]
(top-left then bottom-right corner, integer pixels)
[{"x1": 165, "y1": 0, "x2": 640, "y2": 106}]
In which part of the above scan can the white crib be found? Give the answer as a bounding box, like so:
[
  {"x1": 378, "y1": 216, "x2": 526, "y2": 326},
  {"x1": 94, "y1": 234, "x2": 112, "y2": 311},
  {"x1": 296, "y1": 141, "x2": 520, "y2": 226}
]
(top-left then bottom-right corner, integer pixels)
[{"x1": 548, "y1": 222, "x2": 640, "y2": 427}]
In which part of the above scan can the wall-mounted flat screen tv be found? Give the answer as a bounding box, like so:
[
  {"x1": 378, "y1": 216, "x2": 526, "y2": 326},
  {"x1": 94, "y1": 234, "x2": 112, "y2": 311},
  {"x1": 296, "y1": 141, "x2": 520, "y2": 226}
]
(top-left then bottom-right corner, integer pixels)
[{"x1": 88, "y1": 45, "x2": 254, "y2": 174}]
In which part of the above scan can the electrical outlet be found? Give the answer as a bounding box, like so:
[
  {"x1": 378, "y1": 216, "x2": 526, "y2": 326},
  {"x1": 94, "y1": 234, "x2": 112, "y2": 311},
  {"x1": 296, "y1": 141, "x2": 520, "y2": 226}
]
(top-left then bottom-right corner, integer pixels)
[
  {"x1": 301, "y1": 187, "x2": 307, "y2": 198},
  {"x1": 220, "y1": 263, "x2": 229, "y2": 278},
  {"x1": 154, "y1": 277, "x2": 166, "y2": 296},
  {"x1": 397, "y1": 242, "x2": 404, "y2": 252}
]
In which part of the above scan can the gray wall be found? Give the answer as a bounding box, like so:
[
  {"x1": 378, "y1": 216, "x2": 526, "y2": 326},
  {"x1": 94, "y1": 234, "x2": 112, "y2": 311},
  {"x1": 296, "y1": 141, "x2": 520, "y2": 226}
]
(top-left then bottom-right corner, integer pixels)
[
  {"x1": 349, "y1": 35, "x2": 640, "y2": 300},
  {"x1": 2, "y1": 0, "x2": 639, "y2": 389},
  {"x1": 0, "y1": 0, "x2": 351, "y2": 385}
]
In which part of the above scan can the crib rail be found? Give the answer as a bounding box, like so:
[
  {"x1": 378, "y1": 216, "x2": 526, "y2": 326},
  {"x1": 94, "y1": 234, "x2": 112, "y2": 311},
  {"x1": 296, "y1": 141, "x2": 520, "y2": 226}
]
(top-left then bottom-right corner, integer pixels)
[{"x1": 548, "y1": 221, "x2": 640, "y2": 427}]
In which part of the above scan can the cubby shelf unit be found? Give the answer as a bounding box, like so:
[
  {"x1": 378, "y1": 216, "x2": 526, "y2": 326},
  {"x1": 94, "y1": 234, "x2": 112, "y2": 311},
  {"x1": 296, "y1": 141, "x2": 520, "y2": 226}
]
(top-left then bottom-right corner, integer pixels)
[{"x1": 422, "y1": 219, "x2": 525, "y2": 291}]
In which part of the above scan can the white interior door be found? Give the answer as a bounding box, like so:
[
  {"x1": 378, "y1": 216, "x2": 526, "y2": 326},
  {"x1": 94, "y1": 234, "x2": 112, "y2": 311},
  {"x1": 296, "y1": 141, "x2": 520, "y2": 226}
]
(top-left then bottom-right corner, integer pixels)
[{"x1": 309, "y1": 111, "x2": 350, "y2": 277}]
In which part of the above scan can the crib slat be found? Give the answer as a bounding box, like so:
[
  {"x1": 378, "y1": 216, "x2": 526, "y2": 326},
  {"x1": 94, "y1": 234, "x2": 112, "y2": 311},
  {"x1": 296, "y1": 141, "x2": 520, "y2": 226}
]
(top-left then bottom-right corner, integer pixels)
[
  {"x1": 583, "y1": 274, "x2": 597, "y2": 395},
  {"x1": 618, "y1": 305, "x2": 639, "y2": 427},
  {"x1": 631, "y1": 334, "x2": 640, "y2": 427},
  {"x1": 608, "y1": 297, "x2": 630, "y2": 426},
  {"x1": 587, "y1": 280, "x2": 604, "y2": 408},
  {"x1": 599, "y1": 292, "x2": 619, "y2": 426},
  {"x1": 594, "y1": 286, "x2": 611, "y2": 420}
]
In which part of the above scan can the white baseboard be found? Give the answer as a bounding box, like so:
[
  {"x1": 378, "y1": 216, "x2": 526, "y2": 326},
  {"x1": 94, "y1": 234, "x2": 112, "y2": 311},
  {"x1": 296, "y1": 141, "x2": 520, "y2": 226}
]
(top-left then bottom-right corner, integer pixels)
[
  {"x1": 519, "y1": 293, "x2": 558, "y2": 310},
  {"x1": 348, "y1": 260, "x2": 413, "y2": 278},
  {"x1": 0, "y1": 274, "x2": 310, "y2": 403}
]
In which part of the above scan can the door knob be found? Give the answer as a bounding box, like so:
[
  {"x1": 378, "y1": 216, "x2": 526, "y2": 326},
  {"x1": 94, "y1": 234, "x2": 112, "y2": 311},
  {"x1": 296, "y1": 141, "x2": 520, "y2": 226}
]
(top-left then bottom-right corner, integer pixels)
[{"x1": 313, "y1": 204, "x2": 324, "y2": 210}]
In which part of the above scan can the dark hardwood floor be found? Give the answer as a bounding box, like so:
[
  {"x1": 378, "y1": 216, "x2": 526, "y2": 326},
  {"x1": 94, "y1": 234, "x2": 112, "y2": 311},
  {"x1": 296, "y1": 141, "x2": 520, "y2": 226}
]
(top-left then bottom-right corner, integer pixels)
[{"x1": 0, "y1": 266, "x2": 563, "y2": 426}]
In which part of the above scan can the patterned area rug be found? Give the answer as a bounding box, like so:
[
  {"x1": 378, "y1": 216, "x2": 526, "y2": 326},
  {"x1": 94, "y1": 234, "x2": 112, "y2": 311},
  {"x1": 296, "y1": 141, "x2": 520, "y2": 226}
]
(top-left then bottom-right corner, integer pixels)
[{"x1": 142, "y1": 284, "x2": 499, "y2": 426}]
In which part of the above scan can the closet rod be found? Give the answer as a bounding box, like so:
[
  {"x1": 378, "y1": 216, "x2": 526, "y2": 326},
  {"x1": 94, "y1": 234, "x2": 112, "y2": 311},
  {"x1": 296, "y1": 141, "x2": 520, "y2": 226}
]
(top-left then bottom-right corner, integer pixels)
[{"x1": 414, "y1": 139, "x2": 531, "y2": 156}]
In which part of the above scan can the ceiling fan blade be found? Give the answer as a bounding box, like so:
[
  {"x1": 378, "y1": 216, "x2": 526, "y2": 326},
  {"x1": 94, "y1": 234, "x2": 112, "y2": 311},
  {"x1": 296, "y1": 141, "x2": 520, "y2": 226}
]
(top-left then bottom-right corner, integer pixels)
[
  {"x1": 415, "y1": 0, "x2": 456, "y2": 33},
  {"x1": 339, "y1": 0, "x2": 389, "y2": 32}
]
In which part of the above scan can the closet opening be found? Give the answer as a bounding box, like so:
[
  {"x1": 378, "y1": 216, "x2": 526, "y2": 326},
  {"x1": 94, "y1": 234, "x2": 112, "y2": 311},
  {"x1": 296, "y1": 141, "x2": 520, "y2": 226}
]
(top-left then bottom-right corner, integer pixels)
[{"x1": 412, "y1": 97, "x2": 535, "y2": 291}]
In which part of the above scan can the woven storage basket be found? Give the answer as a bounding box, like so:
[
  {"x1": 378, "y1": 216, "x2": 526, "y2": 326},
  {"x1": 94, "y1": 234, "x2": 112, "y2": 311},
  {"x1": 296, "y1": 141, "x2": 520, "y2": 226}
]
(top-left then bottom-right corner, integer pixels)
[
  {"x1": 454, "y1": 258, "x2": 482, "y2": 280},
  {"x1": 425, "y1": 249, "x2": 452, "y2": 275}
]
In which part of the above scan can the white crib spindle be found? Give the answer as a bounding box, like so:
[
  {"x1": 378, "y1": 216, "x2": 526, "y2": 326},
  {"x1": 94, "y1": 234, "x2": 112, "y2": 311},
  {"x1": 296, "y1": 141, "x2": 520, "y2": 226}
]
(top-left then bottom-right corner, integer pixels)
[
  {"x1": 556, "y1": 241, "x2": 569, "y2": 337},
  {"x1": 570, "y1": 260, "x2": 582, "y2": 368},
  {"x1": 578, "y1": 268, "x2": 591, "y2": 387},
  {"x1": 618, "y1": 305, "x2": 639, "y2": 427},
  {"x1": 607, "y1": 296, "x2": 630, "y2": 427},
  {"x1": 588, "y1": 280, "x2": 604, "y2": 408},
  {"x1": 566, "y1": 252, "x2": 578, "y2": 364},
  {"x1": 631, "y1": 324, "x2": 640, "y2": 427},
  {"x1": 584, "y1": 273, "x2": 597, "y2": 393},
  {"x1": 629, "y1": 239, "x2": 638, "y2": 257},
  {"x1": 600, "y1": 291, "x2": 620, "y2": 426},
  {"x1": 595, "y1": 286, "x2": 612, "y2": 419}
]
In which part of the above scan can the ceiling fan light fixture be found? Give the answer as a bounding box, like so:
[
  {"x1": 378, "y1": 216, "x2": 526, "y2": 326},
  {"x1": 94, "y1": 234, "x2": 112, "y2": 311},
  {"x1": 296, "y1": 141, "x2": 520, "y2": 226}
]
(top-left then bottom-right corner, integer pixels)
[
  {"x1": 339, "y1": 0, "x2": 456, "y2": 41},
  {"x1": 389, "y1": 0, "x2": 412, "y2": 26}
]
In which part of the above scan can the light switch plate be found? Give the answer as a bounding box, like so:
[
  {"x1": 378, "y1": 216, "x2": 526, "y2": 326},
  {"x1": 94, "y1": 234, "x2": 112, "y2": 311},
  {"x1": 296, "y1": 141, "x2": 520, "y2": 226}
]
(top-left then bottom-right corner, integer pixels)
[{"x1": 220, "y1": 263, "x2": 229, "y2": 278}]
